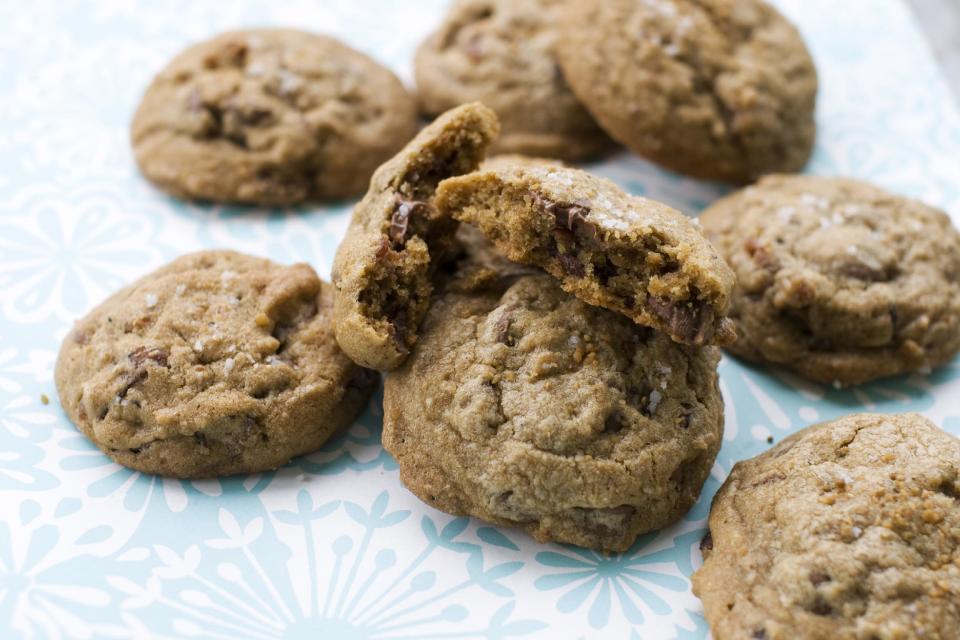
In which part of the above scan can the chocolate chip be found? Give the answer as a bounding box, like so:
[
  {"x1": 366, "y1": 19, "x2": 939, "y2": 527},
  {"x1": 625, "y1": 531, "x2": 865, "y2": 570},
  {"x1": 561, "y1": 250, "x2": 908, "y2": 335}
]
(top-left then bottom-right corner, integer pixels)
[
  {"x1": 494, "y1": 307, "x2": 514, "y2": 344},
  {"x1": 593, "y1": 257, "x2": 618, "y2": 285},
  {"x1": 809, "y1": 571, "x2": 831, "y2": 586},
  {"x1": 699, "y1": 530, "x2": 713, "y2": 552},
  {"x1": 118, "y1": 347, "x2": 169, "y2": 399},
  {"x1": 839, "y1": 262, "x2": 889, "y2": 282},
  {"x1": 810, "y1": 599, "x2": 833, "y2": 616},
  {"x1": 603, "y1": 412, "x2": 625, "y2": 434},
  {"x1": 558, "y1": 253, "x2": 585, "y2": 277},
  {"x1": 534, "y1": 192, "x2": 598, "y2": 240},
  {"x1": 700, "y1": 529, "x2": 713, "y2": 553},
  {"x1": 391, "y1": 308, "x2": 409, "y2": 353},
  {"x1": 646, "y1": 295, "x2": 716, "y2": 344},
  {"x1": 128, "y1": 346, "x2": 169, "y2": 369}
]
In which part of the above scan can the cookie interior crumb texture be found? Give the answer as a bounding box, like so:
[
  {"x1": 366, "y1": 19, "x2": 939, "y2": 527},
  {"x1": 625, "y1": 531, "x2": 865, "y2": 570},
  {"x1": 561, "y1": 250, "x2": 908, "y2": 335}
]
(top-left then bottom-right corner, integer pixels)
[
  {"x1": 332, "y1": 102, "x2": 500, "y2": 371},
  {"x1": 55, "y1": 250, "x2": 377, "y2": 478},
  {"x1": 701, "y1": 174, "x2": 960, "y2": 385},
  {"x1": 556, "y1": 0, "x2": 817, "y2": 183},
  {"x1": 436, "y1": 165, "x2": 736, "y2": 345},
  {"x1": 415, "y1": 0, "x2": 614, "y2": 160},
  {"x1": 693, "y1": 413, "x2": 960, "y2": 639},
  {"x1": 383, "y1": 269, "x2": 724, "y2": 552},
  {"x1": 131, "y1": 28, "x2": 418, "y2": 205}
]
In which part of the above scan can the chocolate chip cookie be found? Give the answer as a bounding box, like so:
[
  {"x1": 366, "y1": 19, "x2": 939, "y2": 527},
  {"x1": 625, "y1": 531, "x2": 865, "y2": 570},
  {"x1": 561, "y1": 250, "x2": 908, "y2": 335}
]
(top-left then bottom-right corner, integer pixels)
[
  {"x1": 131, "y1": 28, "x2": 417, "y2": 205},
  {"x1": 55, "y1": 251, "x2": 377, "y2": 478},
  {"x1": 331, "y1": 102, "x2": 499, "y2": 371},
  {"x1": 556, "y1": 0, "x2": 817, "y2": 183},
  {"x1": 693, "y1": 413, "x2": 960, "y2": 640},
  {"x1": 700, "y1": 175, "x2": 960, "y2": 385},
  {"x1": 415, "y1": 0, "x2": 613, "y2": 161},
  {"x1": 382, "y1": 270, "x2": 724, "y2": 552},
  {"x1": 435, "y1": 164, "x2": 736, "y2": 345}
]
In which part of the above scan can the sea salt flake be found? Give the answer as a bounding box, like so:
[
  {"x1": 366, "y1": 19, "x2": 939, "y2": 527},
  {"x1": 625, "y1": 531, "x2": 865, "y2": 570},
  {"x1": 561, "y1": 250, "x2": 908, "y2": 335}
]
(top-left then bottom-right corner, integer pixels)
[
  {"x1": 144, "y1": 293, "x2": 158, "y2": 308},
  {"x1": 220, "y1": 270, "x2": 237, "y2": 282},
  {"x1": 194, "y1": 340, "x2": 204, "y2": 352},
  {"x1": 224, "y1": 357, "x2": 235, "y2": 374},
  {"x1": 175, "y1": 284, "x2": 186, "y2": 296}
]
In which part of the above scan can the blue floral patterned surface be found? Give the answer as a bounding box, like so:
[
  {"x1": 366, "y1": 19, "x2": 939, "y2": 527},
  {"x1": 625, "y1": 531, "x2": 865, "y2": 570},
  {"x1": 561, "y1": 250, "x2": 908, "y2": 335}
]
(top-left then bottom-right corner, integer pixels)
[{"x1": 1, "y1": 1, "x2": 959, "y2": 638}]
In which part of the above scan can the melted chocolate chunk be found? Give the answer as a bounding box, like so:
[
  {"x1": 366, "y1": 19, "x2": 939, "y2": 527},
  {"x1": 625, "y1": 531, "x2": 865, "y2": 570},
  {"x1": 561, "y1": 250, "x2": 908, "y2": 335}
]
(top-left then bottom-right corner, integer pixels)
[
  {"x1": 646, "y1": 295, "x2": 716, "y2": 344},
  {"x1": 119, "y1": 347, "x2": 170, "y2": 399},
  {"x1": 809, "y1": 571, "x2": 832, "y2": 586},
  {"x1": 129, "y1": 346, "x2": 169, "y2": 369},
  {"x1": 534, "y1": 193, "x2": 599, "y2": 240},
  {"x1": 558, "y1": 253, "x2": 585, "y2": 278}
]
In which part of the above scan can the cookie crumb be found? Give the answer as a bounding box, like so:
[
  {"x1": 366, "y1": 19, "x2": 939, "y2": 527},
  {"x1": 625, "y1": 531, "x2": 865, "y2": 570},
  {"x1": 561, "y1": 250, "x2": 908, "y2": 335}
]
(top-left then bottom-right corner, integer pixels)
[
  {"x1": 766, "y1": 435, "x2": 773, "y2": 444},
  {"x1": 255, "y1": 313, "x2": 270, "y2": 327},
  {"x1": 40, "y1": 393, "x2": 49, "y2": 405},
  {"x1": 832, "y1": 380, "x2": 843, "y2": 390}
]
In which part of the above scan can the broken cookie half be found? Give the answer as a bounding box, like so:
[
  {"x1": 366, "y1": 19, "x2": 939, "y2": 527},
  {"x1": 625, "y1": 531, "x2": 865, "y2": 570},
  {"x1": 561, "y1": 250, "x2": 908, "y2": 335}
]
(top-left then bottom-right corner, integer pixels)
[
  {"x1": 436, "y1": 165, "x2": 736, "y2": 345},
  {"x1": 332, "y1": 102, "x2": 500, "y2": 370}
]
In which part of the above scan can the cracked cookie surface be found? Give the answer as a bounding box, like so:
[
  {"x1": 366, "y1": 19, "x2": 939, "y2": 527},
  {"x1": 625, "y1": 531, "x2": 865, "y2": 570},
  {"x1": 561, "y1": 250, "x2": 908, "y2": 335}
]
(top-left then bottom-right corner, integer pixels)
[
  {"x1": 700, "y1": 175, "x2": 960, "y2": 385},
  {"x1": 332, "y1": 102, "x2": 499, "y2": 371},
  {"x1": 436, "y1": 164, "x2": 736, "y2": 345},
  {"x1": 556, "y1": 0, "x2": 817, "y2": 183},
  {"x1": 415, "y1": 0, "x2": 613, "y2": 160},
  {"x1": 55, "y1": 251, "x2": 377, "y2": 478},
  {"x1": 693, "y1": 413, "x2": 960, "y2": 640},
  {"x1": 131, "y1": 28, "x2": 417, "y2": 205},
  {"x1": 382, "y1": 270, "x2": 724, "y2": 552}
]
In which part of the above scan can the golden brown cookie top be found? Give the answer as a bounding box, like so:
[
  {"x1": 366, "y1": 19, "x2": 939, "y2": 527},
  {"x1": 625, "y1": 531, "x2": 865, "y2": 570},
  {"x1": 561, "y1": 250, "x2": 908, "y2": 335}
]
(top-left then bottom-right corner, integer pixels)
[
  {"x1": 693, "y1": 413, "x2": 960, "y2": 640},
  {"x1": 556, "y1": 0, "x2": 817, "y2": 183},
  {"x1": 701, "y1": 174, "x2": 960, "y2": 385},
  {"x1": 131, "y1": 28, "x2": 417, "y2": 204},
  {"x1": 55, "y1": 250, "x2": 376, "y2": 478},
  {"x1": 383, "y1": 272, "x2": 724, "y2": 551},
  {"x1": 415, "y1": 0, "x2": 613, "y2": 160}
]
